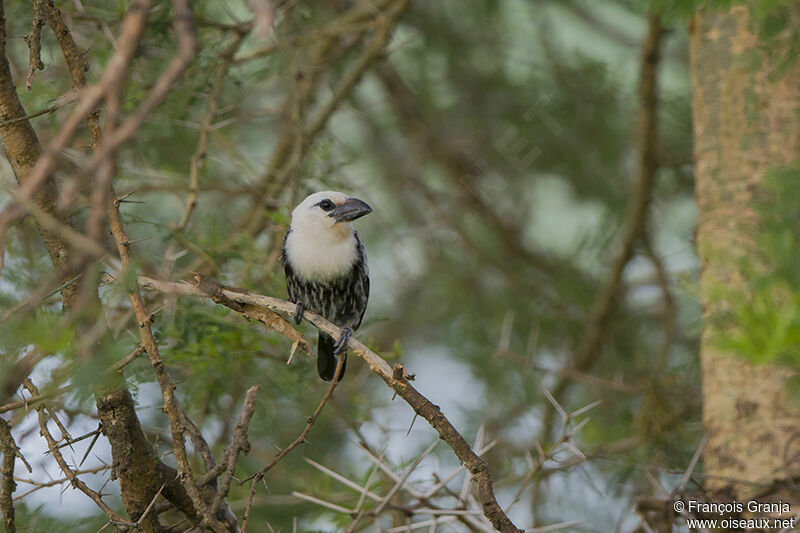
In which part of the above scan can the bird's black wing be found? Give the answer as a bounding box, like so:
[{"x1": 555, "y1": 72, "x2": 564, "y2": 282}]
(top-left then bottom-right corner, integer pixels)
[
  {"x1": 350, "y1": 231, "x2": 370, "y2": 330},
  {"x1": 280, "y1": 228, "x2": 302, "y2": 304}
]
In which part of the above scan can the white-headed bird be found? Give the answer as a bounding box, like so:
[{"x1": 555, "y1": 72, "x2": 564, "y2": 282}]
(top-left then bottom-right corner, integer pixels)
[{"x1": 281, "y1": 191, "x2": 372, "y2": 381}]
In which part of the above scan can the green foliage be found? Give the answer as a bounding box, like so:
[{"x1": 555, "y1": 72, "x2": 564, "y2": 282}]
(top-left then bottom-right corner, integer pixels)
[
  {"x1": 715, "y1": 165, "x2": 800, "y2": 367},
  {"x1": 0, "y1": 309, "x2": 73, "y2": 355}
]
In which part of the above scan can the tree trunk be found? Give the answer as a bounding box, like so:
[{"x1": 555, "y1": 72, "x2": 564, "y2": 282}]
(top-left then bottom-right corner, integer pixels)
[{"x1": 691, "y1": 2, "x2": 800, "y2": 499}]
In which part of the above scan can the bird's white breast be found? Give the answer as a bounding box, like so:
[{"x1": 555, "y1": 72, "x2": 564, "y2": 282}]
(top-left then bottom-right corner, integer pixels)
[{"x1": 285, "y1": 224, "x2": 358, "y2": 281}]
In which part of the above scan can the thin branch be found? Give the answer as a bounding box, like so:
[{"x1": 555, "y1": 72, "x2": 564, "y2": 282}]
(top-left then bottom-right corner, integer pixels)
[
  {"x1": 232, "y1": 0, "x2": 407, "y2": 241},
  {"x1": 78, "y1": 0, "x2": 198, "y2": 180},
  {"x1": 241, "y1": 357, "x2": 344, "y2": 533},
  {"x1": 40, "y1": 0, "x2": 101, "y2": 148},
  {"x1": 0, "y1": 96, "x2": 76, "y2": 127},
  {"x1": 0, "y1": 385, "x2": 70, "y2": 414},
  {"x1": 108, "y1": 176, "x2": 227, "y2": 532},
  {"x1": 304, "y1": 0, "x2": 412, "y2": 144},
  {"x1": 209, "y1": 386, "x2": 259, "y2": 515},
  {"x1": 542, "y1": 12, "x2": 664, "y2": 434},
  {"x1": 23, "y1": 0, "x2": 46, "y2": 91},
  {"x1": 231, "y1": 20, "x2": 376, "y2": 64},
  {"x1": 23, "y1": 380, "x2": 131, "y2": 526},
  {"x1": 0, "y1": 350, "x2": 46, "y2": 407},
  {"x1": 138, "y1": 276, "x2": 523, "y2": 532},
  {"x1": 50, "y1": 425, "x2": 102, "y2": 452},
  {"x1": 0, "y1": 0, "x2": 154, "y2": 256},
  {"x1": 13, "y1": 465, "x2": 110, "y2": 501},
  {"x1": 642, "y1": 231, "x2": 677, "y2": 373},
  {"x1": 175, "y1": 34, "x2": 244, "y2": 232},
  {"x1": 373, "y1": 440, "x2": 439, "y2": 517},
  {"x1": 0, "y1": 418, "x2": 20, "y2": 533},
  {"x1": 110, "y1": 344, "x2": 146, "y2": 372}
]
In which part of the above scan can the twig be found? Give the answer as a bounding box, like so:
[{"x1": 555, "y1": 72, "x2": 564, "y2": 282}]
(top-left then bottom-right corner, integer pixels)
[
  {"x1": 13, "y1": 465, "x2": 110, "y2": 501},
  {"x1": 110, "y1": 344, "x2": 146, "y2": 372},
  {"x1": 23, "y1": 0, "x2": 46, "y2": 91},
  {"x1": 41, "y1": 0, "x2": 105, "y2": 240},
  {"x1": 274, "y1": 0, "x2": 412, "y2": 194},
  {"x1": 209, "y1": 386, "x2": 259, "y2": 515},
  {"x1": 179, "y1": 407, "x2": 217, "y2": 475},
  {"x1": 79, "y1": 428, "x2": 103, "y2": 468},
  {"x1": 78, "y1": 0, "x2": 198, "y2": 180},
  {"x1": 231, "y1": 20, "x2": 375, "y2": 64},
  {"x1": 0, "y1": 0, "x2": 85, "y2": 304},
  {"x1": 108, "y1": 179, "x2": 227, "y2": 531},
  {"x1": 23, "y1": 380, "x2": 131, "y2": 525},
  {"x1": 0, "y1": 97, "x2": 75, "y2": 127},
  {"x1": 677, "y1": 433, "x2": 708, "y2": 493},
  {"x1": 344, "y1": 459, "x2": 381, "y2": 532},
  {"x1": 373, "y1": 440, "x2": 438, "y2": 516},
  {"x1": 0, "y1": 386, "x2": 70, "y2": 414},
  {"x1": 135, "y1": 483, "x2": 167, "y2": 529},
  {"x1": 175, "y1": 33, "x2": 244, "y2": 232},
  {"x1": 642, "y1": 232, "x2": 676, "y2": 372},
  {"x1": 304, "y1": 0, "x2": 413, "y2": 144},
  {"x1": 241, "y1": 356, "x2": 344, "y2": 532},
  {"x1": 349, "y1": 441, "x2": 494, "y2": 533},
  {"x1": 302, "y1": 457, "x2": 382, "y2": 503},
  {"x1": 506, "y1": 396, "x2": 595, "y2": 512},
  {"x1": 291, "y1": 491, "x2": 352, "y2": 514},
  {"x1": 231, "y1": 0, "x2": 405, "y2": 240}
]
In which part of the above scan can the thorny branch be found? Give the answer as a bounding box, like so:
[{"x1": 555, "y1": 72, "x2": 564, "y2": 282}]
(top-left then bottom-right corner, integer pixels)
[
  {"x1": 107, "y1": 102, "x2": 233, "y2": 533},
  {"x1": 241, "y1": 357, "x2": 344, "y2": 533},
  {"x1": 23, "y1": 379, "x2": 131, "y2": 526},
  {"x1": 137, "y1": 275, "x2": 524, "y2": 532},
  {"x1": 13, "y1": 465, "x2": 109, "y2": 501},
  {"x1": 0, "y1": 0, "x2": 157, "y2": 270},
  {"x1": 209, "y1": 386, "x2": 259, "y2": 517}
]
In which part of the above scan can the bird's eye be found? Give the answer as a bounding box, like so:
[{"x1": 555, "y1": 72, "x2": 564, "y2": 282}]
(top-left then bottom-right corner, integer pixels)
[{"x1": 318, "y1": 199, "x2": 334, "y2": 211}]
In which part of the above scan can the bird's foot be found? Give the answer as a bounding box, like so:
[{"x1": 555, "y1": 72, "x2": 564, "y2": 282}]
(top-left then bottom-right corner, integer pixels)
[
  {"x1": 333, "y1": 327, "x2": 353, "y2": 354},
  {"x1": 293, "y1": 301, "x2": 304, "y2": 325}
]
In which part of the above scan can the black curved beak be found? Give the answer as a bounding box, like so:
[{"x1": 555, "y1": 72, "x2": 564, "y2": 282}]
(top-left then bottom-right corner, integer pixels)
[{"x1": 329, "y1": 197, "x2": 373, "y2": 222}]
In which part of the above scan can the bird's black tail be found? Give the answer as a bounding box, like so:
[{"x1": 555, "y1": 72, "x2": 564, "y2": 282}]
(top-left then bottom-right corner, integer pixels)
[{"x1": 318, "y1": 332, "x2": 346, "y2": 382}]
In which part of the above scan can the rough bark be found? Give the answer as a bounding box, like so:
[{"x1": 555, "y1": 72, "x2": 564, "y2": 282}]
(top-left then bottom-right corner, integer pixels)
[
  {"x1": 691, "y1": 3, "x2": 800, "y2": 498},
  {"x1": 0, "y1": 0, "x2": 78, "y2": 307},
  {"x1": 96, "y1": 387, "x2": 198, "y2": 532},
  {"x1": 0, "y1": 418, "x2": 17, "y2": 533}
]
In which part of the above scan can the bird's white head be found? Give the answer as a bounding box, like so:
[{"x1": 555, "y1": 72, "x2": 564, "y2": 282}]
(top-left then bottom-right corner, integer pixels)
[{"x1": 285, "y1": 191, "x2": 372, "y2": 280}]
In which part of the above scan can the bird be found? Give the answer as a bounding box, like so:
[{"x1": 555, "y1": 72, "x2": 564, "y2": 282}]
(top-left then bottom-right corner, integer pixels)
[{"x1": 281, "y1": 191, "x2": 372, "y2": 381}]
